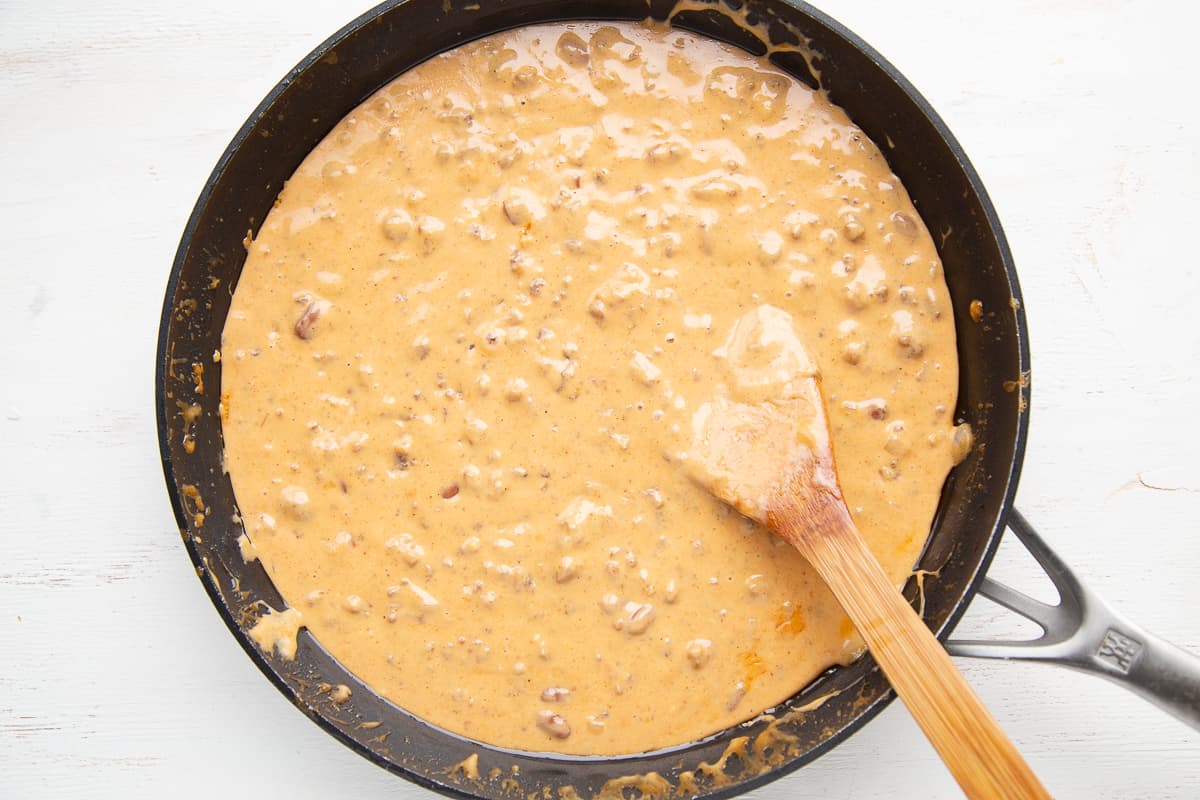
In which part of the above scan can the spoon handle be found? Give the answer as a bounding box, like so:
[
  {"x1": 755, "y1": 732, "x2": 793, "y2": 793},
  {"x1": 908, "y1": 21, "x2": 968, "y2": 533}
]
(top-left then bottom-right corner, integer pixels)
[{"x1": 773, "y1": 499, "x2": 1051, "y2": 800}]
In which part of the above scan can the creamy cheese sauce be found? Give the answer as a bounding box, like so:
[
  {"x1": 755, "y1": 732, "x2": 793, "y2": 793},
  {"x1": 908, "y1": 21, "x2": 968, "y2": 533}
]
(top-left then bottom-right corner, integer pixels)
[{"x1": 223, "y1": 20, "x2": 966, "y2": 756}]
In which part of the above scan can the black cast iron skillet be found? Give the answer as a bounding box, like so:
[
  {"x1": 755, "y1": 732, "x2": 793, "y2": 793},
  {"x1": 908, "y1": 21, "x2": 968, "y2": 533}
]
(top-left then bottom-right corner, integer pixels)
[{"x1": 156, "y1": 0, "x2": 1199, "y2": 796}]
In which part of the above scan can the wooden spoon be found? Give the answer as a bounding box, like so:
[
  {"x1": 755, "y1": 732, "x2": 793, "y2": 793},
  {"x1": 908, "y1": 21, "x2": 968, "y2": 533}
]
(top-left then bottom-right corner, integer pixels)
[{"x1": 684, "y1": 313, "x2": 1049, "y2": 799}]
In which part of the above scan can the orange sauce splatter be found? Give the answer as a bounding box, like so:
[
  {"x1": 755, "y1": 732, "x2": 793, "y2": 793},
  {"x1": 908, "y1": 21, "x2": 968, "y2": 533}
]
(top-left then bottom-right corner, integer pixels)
[
  {"x1": 739, "y1": 649, "x2": 767, "y2": 690},
  {"x1": 774, "y1": 602, "x2": 806, "y2": 636}
]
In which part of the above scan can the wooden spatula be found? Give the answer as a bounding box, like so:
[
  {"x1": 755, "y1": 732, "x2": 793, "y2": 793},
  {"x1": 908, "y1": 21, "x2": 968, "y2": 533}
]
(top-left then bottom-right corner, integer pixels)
[{"x1": 684, "y1": 312, "x2": 1050, "y2": 799}]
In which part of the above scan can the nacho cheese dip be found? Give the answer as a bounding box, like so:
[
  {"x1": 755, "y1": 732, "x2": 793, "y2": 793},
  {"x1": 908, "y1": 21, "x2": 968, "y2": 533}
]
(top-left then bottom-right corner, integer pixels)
[{"x1": 222, "y1": 20, "x2": 966, "y2": 756}]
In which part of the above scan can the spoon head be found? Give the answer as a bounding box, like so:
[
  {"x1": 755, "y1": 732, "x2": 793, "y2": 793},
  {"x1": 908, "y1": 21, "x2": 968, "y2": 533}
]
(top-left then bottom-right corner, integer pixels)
[{"x1": 680, "y1": 306, "x2": 842, "y2": 525}]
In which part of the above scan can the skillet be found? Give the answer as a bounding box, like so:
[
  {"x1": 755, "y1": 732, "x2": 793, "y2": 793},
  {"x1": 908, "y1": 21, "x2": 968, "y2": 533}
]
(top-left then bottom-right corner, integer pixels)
[{"x1": 156, "y1": 1, "x2": 1200, "y2": 796}]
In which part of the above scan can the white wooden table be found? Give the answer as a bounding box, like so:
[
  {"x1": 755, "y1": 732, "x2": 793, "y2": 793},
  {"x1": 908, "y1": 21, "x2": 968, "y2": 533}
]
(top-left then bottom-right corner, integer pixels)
[{"x1": 2, "y1": 1, "x2": 1198, "y2": 797}]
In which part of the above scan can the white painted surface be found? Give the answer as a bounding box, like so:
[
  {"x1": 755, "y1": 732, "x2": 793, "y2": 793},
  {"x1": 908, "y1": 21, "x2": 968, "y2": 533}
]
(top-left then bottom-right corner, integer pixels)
[{"x1": 2, "y1": 0, "x2": 1198, "y2": 797}]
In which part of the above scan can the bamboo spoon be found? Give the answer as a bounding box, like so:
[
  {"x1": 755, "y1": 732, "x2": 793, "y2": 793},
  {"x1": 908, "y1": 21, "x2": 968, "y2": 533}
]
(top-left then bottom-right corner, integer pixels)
[{"x1": 683, "y1": 309, "x2": 1050, "y2": 799}]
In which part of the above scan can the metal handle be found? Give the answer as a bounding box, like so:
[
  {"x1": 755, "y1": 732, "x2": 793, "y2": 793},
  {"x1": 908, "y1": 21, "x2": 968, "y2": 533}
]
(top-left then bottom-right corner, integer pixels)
[{"x1": 945, "y1": 508, "x2": 1200, "y2": 732}]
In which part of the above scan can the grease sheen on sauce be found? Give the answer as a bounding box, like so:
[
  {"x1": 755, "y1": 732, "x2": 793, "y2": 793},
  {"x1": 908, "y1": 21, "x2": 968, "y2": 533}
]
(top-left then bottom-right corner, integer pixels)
[{"x1": 223, "y1": 21, "x2": 964, "y2": 756}]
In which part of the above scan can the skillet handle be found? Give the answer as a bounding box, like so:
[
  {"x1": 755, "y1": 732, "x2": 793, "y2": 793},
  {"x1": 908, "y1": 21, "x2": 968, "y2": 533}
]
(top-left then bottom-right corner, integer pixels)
[{"x1": 945, "y1": 508, "x2": 1200, "y2": 732}]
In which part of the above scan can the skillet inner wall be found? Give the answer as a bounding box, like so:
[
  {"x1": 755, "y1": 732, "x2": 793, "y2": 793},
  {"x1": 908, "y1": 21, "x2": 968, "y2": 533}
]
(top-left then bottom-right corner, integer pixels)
[
  {"x1": 802, "y1": 22, "x2": 1025, "y2": 615},
  {"x1": 158, "y1": 0, "x2": 1024, "y2": 795}
]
